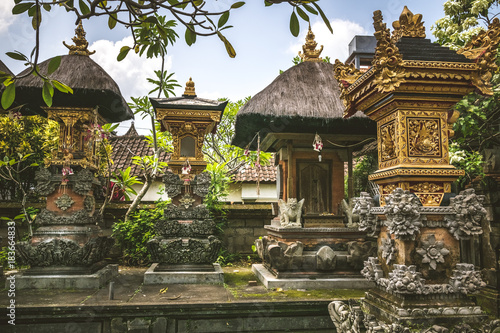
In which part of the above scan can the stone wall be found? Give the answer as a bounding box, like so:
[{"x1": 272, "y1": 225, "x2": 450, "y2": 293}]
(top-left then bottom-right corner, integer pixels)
[
  {"x1": 0, "y1": 202, "x2": 274, "y2": 257},
  {"x1": 222, "y1": 203, "x2": 274, "y2": 255}
]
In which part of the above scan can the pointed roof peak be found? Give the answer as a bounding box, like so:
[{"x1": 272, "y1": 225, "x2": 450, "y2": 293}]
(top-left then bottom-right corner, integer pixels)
[{"x1": 124, "y1": 122, "x2": 139, "y2": 137}]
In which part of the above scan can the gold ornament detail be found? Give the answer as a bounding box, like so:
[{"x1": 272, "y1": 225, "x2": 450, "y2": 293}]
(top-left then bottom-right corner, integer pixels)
[
  {"x1": 63, "y1": 21, "x2": 95, "y2": 56},
  {"x1": 409, "y1": 182, "x2": 444, "y2": 193},
  {"x1": 408, "y1": 118, "x2": 440, "y2": 157},
  {"x1": 333, "y1": 59, "x2": 363, "y2": 85},
  {"x1": 369, "y1": 168, "x2": 465, "y2": 181},
  {"x1": 183, "y1": 77, "x2": 196, "y2": 96},
  {"x1": 372, "y1": 10, "x2": 405, "y2": 93},
  {"x1": 391, "y1": 6, "x2": 425, "y2": 42},
  {"x1": 298, "y1": 25, "x2": 323, "y2": 62},
  {"x1": 380, "y1": 121, "x2": 396, "y2": 161},
  {"x1": 414, "y1": 193, "x2": 444, "y2": 206},
  {"x1": 382, "y1": 184, "x2": 397, "y2": 194},
  {"x1": 458, "y1": 17, "x2": 500, "y2": 95}
]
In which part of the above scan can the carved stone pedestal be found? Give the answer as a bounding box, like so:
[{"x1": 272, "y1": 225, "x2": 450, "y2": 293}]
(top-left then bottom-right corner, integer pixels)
[
  {"x1": 144, "y1": 171, "x2": 223, "y2": 284},
  {"x1": 253, "y1": 225, "x2": 376, "y2": 289},
  {"x1": 13, "y1": 168, "x2": 115, "y2": 289}
]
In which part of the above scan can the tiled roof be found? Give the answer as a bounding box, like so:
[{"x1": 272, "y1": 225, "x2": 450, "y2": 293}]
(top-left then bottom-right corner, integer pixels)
[
  {"x1": 233, "y1": 158, "x2": 277, "y2": 183},
  {"x1": 109, "y1": 123, "x2": 169, "y2": 177}
]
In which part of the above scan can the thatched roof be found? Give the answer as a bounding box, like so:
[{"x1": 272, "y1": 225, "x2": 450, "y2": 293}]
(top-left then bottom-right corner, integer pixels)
[
  {"x1": 14, "y1": 55, "x2": 133, "y2": 123},
  {"x1": 0, "y1": 60, "x2": 13, "y2": 77},
  {"x1": 231, "y1": 61, "x2": 376, "y2": 149}
]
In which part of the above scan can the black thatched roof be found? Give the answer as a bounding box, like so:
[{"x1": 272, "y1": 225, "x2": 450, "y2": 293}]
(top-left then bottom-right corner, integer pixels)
[
  {"x1": 396, "y1": 37, "x2": 473, "y2": 63},
  {"x1": 231, "y1": 61, "x2": 376, "y2": 148},
  {"x1": 14, "y1": 55, "x2": 133, "y2": 123}
]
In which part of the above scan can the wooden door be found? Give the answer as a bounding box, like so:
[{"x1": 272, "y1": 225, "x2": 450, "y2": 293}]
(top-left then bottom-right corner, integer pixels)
[{"x1": 297, "y1": 161, "x2": 331, "y2": 214}]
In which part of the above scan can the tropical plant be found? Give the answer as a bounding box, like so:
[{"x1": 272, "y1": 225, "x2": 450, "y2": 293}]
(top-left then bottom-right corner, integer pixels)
[{"x1": 112, "y1": 197, "x2": 169, "y2": 266}]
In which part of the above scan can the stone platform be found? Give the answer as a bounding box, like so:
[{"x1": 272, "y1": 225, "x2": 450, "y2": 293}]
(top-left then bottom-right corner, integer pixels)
[
  {"x1": 143, "y1": 263, "x2": 224, "y2": 285},
  {"x1": 11, "y1": 264, "x2": 118, "y2": 289},
  {"x1": 252, "y1": 264, "x2": 374, "y2": 290}
]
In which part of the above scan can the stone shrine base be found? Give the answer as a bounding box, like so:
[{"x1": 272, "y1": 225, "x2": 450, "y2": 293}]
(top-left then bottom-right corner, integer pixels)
[
  {"x1": 252, "y1": 264, "x2": 374, "y2": 290},
  {"x1": 143, "y1": 263, "x2": 224, "y2": 285},
  {"x1": 11, "y1": 264, "x2": 118, "y2": 289}
]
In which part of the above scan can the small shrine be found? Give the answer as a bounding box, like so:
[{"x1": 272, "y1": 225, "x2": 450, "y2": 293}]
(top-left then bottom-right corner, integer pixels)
[
  {"x1": 232, "y1": 27, "x2": 377, "y2": 289},
  {"x1": 330, "y1": 7, "x2": 496, "y2": 330},
  {"x1": 144, "y1": 79, "x2": 227, "y2": 284},
  {"x1": 11, "y1": 22, "x2": 133, "y2": 288}
]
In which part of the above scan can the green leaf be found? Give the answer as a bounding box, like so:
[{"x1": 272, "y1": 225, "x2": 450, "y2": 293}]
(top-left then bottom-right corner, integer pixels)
[
  {"x1": 312, "y1": 2, "x2": 332, "y2": 34},
  {"x1": 117, "y1": 46, "x2": 130, "y2": 61},
  {"x1": 14, "y1": 214, "x2": 25, "y2": 220},
  {"x1": 12, "y1": 2, "x2": 34, "y2": 14},
  {"x1": 42, "y1": 81, "x2": 54, "y2": 107},
  {"x1": 32, "y1": 8, "x2": 41, "y2": 29},
  {"x1": 1, "y1": 83, "x2": 15, "y2": 109},
  {"x1": 79, "y1": 0, "x2": 90, "y2": 15},
  {"x1": 0, "y1": 217, "x2": 11, "y2": 221},
  {"x1": 43, "y1": 4, "x2": 51, "y2": 11},
  {"x1": 290, "y1": 11, "x2": 300, "y2": 37},
  {"x1": 108, "y1": 12, "x2": 117, "y2": 29},
  {"x1": 302, "y1": 4, "x2": 317, "y2": 15},
  {"x1": 217, "y1": 31, "x2": 236, "y2": 58},
  {"x1": 6, "y1": 51, "x2": 27, "y2": 61},
  {"x1": 185, "y1": 25, "x2": 196, "y2": 46},
  {"x1": 230, "y1": 1, "x2": 245, "y2": 9},
  {"x1": 264, "y1": 1, "x2": 272, "y2": 7},
  {"x1": 218, "y1": 11, "x2": 229, "y2": 28},
  {"x1": 296, "y1": 7, "x2": 309, "y2": 22},
  {"x1": 52, "y1": 80, "x2": 73, "y2": 94},
  {"x1": 47, "y1": 56, "x2": 61, "y2": 75}
]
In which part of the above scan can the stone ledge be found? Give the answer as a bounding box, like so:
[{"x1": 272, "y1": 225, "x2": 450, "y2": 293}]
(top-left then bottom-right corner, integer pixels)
[
  {"x1": 252, "y1": 264, "x2": 374, "y2": 290},
  {"x1": 143, "y1": 263, "x2": 224, "y2": 285},
  {"x1": 10, "y1": 264, "x2": 118, "y2": 289}
]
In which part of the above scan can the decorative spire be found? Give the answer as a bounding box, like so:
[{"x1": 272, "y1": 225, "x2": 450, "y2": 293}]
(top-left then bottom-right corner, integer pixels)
[
  {"x1": 63, "y1": 21, "x2": 95, "y2": 56},
  {"x1": 183, "y1": 77, "x2": 196, "y2": 97},
  {"x1": 392, "y1": 6, "x2": 426, "y2": 42},
  {"x1": 298, "y1": 25, "x2": 323, "y2": 62}
]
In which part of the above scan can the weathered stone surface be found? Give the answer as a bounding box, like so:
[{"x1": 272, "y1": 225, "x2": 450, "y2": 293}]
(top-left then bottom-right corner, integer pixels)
[
  {"x1": 445, "y1": 188, "x2": 486, "y2": 240},
  {"x1": 353, "y1": 192, "x2": 379, "y2": 237},
  {"x1": 278, "y1": 198, "x2": 305, "y2": 228},
  {"x1": 316, "y1": 246, "x2": 337, "y2": 271},
  {"x1": 383, "y1": 188, "x2": 423, "y2": 240},
  {"x1": 147, "y1": 236, "x2": 221, "y2": 265}
]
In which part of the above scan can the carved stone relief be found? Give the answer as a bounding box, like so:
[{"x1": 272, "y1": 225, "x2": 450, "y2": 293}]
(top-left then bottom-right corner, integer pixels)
[
  {"x1": 353, "y1": 192, "x2": 379, "y2": 237},
  {"x1": 383, "y1": 188, "x2": 423, "y2": 240},
  {"x1": 55, "y1": 193, "x2": 75, "y2": 211},
  {"x1": 278, "y1": 198, "x2": 305, "y2": 228},
  {"x1": 416, "y1": 234, "x2": 450, "y2": 270},
  {"x1": 445, "y1": 188, "x2": 486, "y2": 240}
]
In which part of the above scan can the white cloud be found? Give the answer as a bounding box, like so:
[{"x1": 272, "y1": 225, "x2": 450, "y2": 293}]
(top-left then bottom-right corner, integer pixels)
[
  {"x1": 0, "y1": 1, "x2": 17, "y2": 35},
  {"x1": 289, "y1": 19, "x2": 369, "y2": 62},
  {"x1": 89, "y1": 36, "x2": 174, "y2": 135},
  {"x1": 90, "y1": 36, "x2": 173, "y2": 101}
]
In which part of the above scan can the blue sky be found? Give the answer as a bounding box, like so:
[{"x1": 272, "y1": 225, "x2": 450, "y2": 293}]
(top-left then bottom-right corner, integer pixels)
[{"x1": 0, "y1": 0, "x2": 446, "y2": 134}]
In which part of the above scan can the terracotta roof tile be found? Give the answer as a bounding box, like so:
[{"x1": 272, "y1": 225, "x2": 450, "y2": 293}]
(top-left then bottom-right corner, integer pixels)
[
  {"x1": 233, "y1": 158, "x2": 277, "y2": 183},
  {"x1": 109, "y1": 124, "x2": 169, "y2": 177}
]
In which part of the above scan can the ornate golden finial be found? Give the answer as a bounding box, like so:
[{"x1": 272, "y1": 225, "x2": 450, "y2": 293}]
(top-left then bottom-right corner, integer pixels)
[
  {"x1": 371, "y1": 10, "x2": 405, "y2": 93},
  {"x1": 392, "y1": 6, "x2": 426, "y2": 41},
  {"x1": 63, "y1": 21, "x2": 95, "y2": 56},
  {"x1": 183, "y1": 77, "x2": 196, "y2": 97},
  {"x1": 299, "y1": 25, "x2": 323, "y2": 62},
  {"x1": 458, "y1": 18, "x2": 500, "y2": 95},
  {"x1": 333, "y1": 59, "x2": 362, "y2": 85}
]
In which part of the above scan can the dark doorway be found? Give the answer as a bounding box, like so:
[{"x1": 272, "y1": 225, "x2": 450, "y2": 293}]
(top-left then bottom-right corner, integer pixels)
[{"x1": 297, "y1": 161, "x2": 331, "y2": 214}]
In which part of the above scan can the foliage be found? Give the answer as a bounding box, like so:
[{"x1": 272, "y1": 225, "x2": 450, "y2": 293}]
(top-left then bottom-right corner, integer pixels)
[
  {"x1": 352, "y1": 151, "x2": 378, "y2": 197},
  {"x1": 203, "y1": 98, "x2": 272, "y2": 174},
  {"x1": 432, "y1": 0, "x2": 500, "y2": 49},
  {"x1": 110, "y1": 166, "x2": 143, "y2": 201},
  {"x1": 112, "y1": 198, "x2": 169, "y2": 266},
  {"x1": 449, "y1": 142, "x2": 484, "y2": 189},
  {"x1": 205, "y1": 162, "x2": 231, "y2": 215}
]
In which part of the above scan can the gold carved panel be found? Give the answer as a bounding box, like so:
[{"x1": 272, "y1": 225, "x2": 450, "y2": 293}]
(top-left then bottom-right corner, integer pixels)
[
  {"x1": 379, "y1": 120, "x2": 397, "y2": 162},
  {"x1": 407, "y1": 117, "x2": 441, "y2": 157}
]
